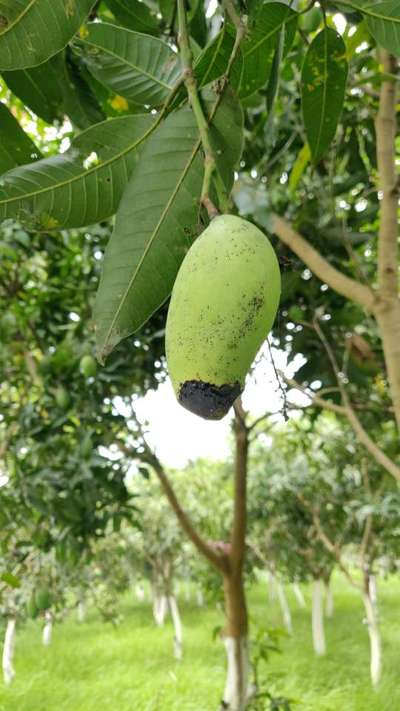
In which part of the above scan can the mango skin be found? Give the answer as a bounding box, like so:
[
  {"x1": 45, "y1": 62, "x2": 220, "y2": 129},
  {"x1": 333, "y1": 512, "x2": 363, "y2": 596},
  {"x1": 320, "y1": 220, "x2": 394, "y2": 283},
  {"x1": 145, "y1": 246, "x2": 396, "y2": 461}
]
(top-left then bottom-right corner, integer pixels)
[{"x1": 166, "y1": 215, "x2": 281, "y2": 420}]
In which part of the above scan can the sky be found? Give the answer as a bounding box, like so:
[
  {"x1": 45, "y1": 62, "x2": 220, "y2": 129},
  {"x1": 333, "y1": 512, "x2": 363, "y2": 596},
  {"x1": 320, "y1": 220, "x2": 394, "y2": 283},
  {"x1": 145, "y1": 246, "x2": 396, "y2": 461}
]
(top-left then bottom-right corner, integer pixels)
[{"x1": 120, "y1": 345, "x2": 308, "y2": 468}]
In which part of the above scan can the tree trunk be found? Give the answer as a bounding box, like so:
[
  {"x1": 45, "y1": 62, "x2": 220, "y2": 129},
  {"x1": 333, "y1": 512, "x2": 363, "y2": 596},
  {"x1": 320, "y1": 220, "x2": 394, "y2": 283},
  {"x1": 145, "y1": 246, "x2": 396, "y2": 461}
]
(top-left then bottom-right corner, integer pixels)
[
  {"x1": 42, "y1": 610, "x2": 53, "y2": 646},
  {"x1": 168, "y1": 595, "x2": 183, "y2": 660},
  {"x1": 324, "y1": 582, "x2": 334, "y2": 619},
  {"x1": 220, "y1": 574, "x2": 253, "y2": 711},
  {"x1": 266, "y1": 570, "x2": 277, "y2": 602},
  {"x1": 293, "y1": 583, "x2": 306, "y2": 609},
  {"x1": 153, "y1": 594, "x2": 168, "y2": 626},
  {"x1": 375, "y1": 301, "x2": 400, "y2": 433},
  {"x1": 276, "y1": 581, "x2": 293, "y2": 635},
  {"x1": 77, "y1": 600, "x2": 86, "y2": 623},
  {"x1": 2, "y1": 618, "x2": 16, "y2": 685},
  {"x1": 312, "y1": 579, "x2": 326, "y2": 656},
  {"x1": 369, "y1": 574, "x2": 378, "y2": 606},
  {"x1": 196, "y1": 589, "x2": 204, "y2": 607},
  {"x1": 362, "y1": 591, "x2": 382, "y2": 686},
  {"x1": 135, "y1": 583, "x2": 145, "y2": 602}
]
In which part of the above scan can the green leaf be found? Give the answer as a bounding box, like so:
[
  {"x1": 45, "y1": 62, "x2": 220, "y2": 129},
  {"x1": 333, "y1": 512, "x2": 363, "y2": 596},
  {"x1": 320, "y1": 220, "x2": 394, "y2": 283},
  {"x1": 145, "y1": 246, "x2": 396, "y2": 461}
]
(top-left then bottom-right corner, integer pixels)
[
  {"x1": 0, "y1": 113, "x2": 154, "y2": 229},
  {"x1": 0, "y1": 0, "x2": 95, "y2": 71},
  {"x1": 194, "y1": 24, "x2": 242, "y2": 89},
  {"x1": 302, "y1": 28, "x2": 348, "y2": 163},
  {"x1": 104, "y1": 0, "x2": 160, "y2": 35},
  {"x1": 60, "y1": 52, "x2": 105, "y2": 129},
  {"x1": 75, "y1": 23, "x2": 181, "y2": 107},
  {"x1": 94, "y1": 89, "x2": 243, "y2": 361},
  {"x1": 1, "y1": 572, "x2": 21, "y2": 588},
  {"x1": 3, "y1": 50, "x2": 104, "y2": 128},
  {"x1": 3, "y1": 58, "x2": 65, "y2": 124},
  {"x1": 0, "y1": 102, "x2": 41, "y2": 173},
  {"x1": 238, "y1": 2, "x2": 298, "y2": 98},
  {"x1": 289, "y1": 143, "x2": 311, "y2": 193},
  {"x1": 345, "y1": 1, "x2": 400, "y2": 56}
]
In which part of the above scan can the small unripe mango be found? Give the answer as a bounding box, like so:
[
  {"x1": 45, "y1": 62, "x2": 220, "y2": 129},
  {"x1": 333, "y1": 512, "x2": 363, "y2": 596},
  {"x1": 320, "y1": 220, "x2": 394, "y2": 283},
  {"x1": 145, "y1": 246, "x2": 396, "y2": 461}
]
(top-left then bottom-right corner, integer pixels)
[
  {"x1": 166, "y1": 215, "x2": 281, "y2": 420},
  {"x1": 80, "y1": 354, "x2": 97, "y2": 378}
]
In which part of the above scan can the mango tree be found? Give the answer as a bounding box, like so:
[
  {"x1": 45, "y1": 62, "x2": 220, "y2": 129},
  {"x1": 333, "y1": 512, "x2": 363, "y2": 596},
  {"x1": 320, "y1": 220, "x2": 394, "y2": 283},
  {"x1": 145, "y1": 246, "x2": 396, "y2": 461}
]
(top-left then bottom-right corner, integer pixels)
[{"x1": 1, "y1": 1, "x2": 399, "y2": 709}]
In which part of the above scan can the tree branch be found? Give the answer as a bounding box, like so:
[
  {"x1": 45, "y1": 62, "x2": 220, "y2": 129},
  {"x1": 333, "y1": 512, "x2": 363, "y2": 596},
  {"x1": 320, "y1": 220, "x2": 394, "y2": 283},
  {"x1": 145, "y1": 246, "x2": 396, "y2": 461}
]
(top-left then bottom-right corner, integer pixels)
[
  {"x1": 272, "y1": 215, "x2": 376, "y2": 310},
  {"x1": 312, "y1": 511, "x2": 360, "y2": 591},
  {"x1": 280, "y1": 372, "x2": 400, "y2": 482},
  {"x1": 376, "y1": 51, "x2": 398, "y2": 298},
  {"x1": 120, "y1": 414, "x2": 229, "y2": 574},
  {"x1": 230, "y1": 398, "x2": 249, "y2": 576}
]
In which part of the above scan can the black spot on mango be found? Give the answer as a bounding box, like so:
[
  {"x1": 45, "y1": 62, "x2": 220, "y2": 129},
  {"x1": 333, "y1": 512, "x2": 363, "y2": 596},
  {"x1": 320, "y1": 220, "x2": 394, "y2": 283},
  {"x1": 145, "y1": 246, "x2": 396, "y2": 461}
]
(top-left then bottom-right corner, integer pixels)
[{"x1": 166, "y1": 215, "x2": 281, "y2": 420}]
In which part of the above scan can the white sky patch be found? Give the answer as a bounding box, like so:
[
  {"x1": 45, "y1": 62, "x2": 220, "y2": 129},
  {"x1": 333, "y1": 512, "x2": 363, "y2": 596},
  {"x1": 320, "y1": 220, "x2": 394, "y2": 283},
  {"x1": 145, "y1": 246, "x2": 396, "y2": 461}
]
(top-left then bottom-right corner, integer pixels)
[
  {"x1": 0, "y1": 474, "x2": 9, "y2": 488},
  {"x1": 206, "y1": 0, "x2": 218, "y2": 18},
  {"x1": 115, "y1": 345, "x2": 307, "y2": 468},
  {"x1": 333, "y1": 13, "x2": 346, "y2": 34}
]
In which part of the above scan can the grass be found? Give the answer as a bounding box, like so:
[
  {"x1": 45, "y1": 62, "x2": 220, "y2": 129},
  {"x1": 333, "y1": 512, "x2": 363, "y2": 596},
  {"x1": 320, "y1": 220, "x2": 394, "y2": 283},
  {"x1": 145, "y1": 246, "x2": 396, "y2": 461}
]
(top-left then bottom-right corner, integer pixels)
[{"x1": 1, "y1": 575, "x2": 400, "y2": 711}]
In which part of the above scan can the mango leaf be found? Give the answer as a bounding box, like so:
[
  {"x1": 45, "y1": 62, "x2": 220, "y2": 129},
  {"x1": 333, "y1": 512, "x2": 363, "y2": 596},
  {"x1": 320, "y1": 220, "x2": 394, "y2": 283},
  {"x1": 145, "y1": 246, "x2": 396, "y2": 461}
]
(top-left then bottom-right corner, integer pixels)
[
  {"x1": 61, "y1": 52, "x2": 105, "y2": 129},
  {"x1": 194, "y1": 23, "x2": 243, "y2": 89},
  {"x1": 94, "y1": 89, "x2": 243, "y2": 361},
  {"x1": 238, "y1": 2, "x2": 298, "y2": 98},
  {"x1": 3, "y1": 50, "x2": 104, "y2": 127},
  {"x1": 302, "y1": 28, "x2": 348, "y2": 163},
  {"x1": 104, "y1": 0, "x2": 160, "y2": 35},
  {"x1": 345, "y1": 0, "x2": 400, "y2": 55},
  {"x1": 0, "y1": 102, "x2": 41, "y2": 173},
  {"x1": 0, "y1": 572, "x2": 21, "y2": 588},
  {"x1": 289, "y1": 143, "x2": 311, "y2": 193},
  {"x1": 3, "y1": 58, "x2": 65, "y2": 124},
  {"x1": 75, "y1": 23, "x2": 181, "y2": 107},
  {"x1": 0, "y1": 0, "x2": 95, "y2": 71},
  {"x1": 0, "y1": 113, "x2": 154, "y2": 229}
]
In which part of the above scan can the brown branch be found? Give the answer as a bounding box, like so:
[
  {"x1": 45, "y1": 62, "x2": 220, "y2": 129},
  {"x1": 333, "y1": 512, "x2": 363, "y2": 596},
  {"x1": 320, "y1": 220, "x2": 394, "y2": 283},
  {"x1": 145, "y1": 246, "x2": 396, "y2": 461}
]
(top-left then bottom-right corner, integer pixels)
[
  {"x1": 230, "y1": 398, "x2": 249, "y2": 576},
  {"x1": 312, "y1": 511, "x2": 361, "y2": 591},
  {"x1": 376, "y1": 51, "x2": 399, "y2": 299},
  {"x1": 272, "y1": 215, "x2": 376, "y2": 311},
  {"x1": 120, "y1": 415, "x2": 229, "y2": 575},
  {"x1": 280, "y1": 372, "x2": 400, "y2": 482}
]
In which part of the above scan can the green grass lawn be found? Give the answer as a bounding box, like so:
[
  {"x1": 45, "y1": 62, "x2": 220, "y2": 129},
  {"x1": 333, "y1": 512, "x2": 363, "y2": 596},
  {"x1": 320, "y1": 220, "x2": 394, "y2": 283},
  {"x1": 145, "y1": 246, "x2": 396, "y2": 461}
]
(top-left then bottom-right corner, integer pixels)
[{"x1": 1, "y1": 575, "x2": 399, "y2": 711}]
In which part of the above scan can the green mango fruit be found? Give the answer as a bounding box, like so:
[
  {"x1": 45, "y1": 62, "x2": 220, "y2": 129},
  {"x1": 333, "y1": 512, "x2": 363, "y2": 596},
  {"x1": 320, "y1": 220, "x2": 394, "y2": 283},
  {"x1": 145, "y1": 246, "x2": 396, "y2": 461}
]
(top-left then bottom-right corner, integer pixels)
[
  {"x1": 166, "y1": 215, "x2": 281, "y2": 420},
  {"x1": 27, "y1": 594, "x2": 39, "y2": 619},
  {"x1": 55, "y1": 386, "x2": 70, "y2": 409},
  {"x1": 35, "y1": 586, "x2": 52, "y2": 612},
  {"x1": 80, "y1": 354, "x2": 97, "y2": 378}
]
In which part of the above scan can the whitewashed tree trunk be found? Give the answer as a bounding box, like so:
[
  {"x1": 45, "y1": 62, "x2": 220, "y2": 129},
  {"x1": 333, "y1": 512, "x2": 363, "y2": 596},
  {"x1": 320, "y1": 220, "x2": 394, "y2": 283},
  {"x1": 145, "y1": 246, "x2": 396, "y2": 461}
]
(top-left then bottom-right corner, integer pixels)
[
  {"x1": 42, "y1": 611, "x2": 53, "y2": 646},
  {"x1": 196, "y1": 589, "x2": 204, "y2": 607},
  {"x1": 221, "y1": 636, "x2": 254, "y2": 711},
  {"x1": 363, "y1": 592, "x2": 382, "y2": 686},
  {"x1": 135, "y1": 583, "x2": 145, "y2": 602},
  {"x1": 77, "y1": 600, "x2": 86, "y2": 623},
  {"x1": 266, "y1": 570, "x2": 277, "y2": 602},
  {"x1": 325, "y1": 582, "x2": 334, "y2": 619},
  {"x1": 312, "y1": 579, "x2": 326, "y2": 656},
  {"x1": 168, "y1": 595, "x2": 183, "y2": 660},
  {"x1": 277, "y1": 581, "x2": 293, "y2": 635},
  {"x1": 293, "y1": 583, "x2": 306, "y2": 609},
  {"x1": 2, "y1": 618, "x2": 16, "y2": 685},
  {"x1": 369, "y1": 575, "x2": 378, "y2": 606},
  {"x1": 153, "y1": 595, "x2": 168, "y2": 626}
]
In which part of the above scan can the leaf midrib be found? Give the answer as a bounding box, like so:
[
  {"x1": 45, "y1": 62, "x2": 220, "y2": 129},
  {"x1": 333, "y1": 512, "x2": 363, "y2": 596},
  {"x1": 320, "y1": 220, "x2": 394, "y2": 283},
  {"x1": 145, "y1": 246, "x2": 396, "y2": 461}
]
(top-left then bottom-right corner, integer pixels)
[
  {"x1": 102, "y1": 135, "x2": 201, "y2": 350},
  {"x1": 339, "y1": 0, "x2": 400, "y2": 24},
  {"x1": 244, "y1": 8, "x2": 296, "y2": 59},
  {"x1": 314, "y1": 29, "x2": 329, "y2": 160},
  {"x1": 81, "y1": 31, "x2": 176, "y2": 91},
  {"x1": 0, "y1": 115, "x2": 154, "y2": 207},
  {"x1": 0, "y1": 0, "x2": 36, "y2": 37}
]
